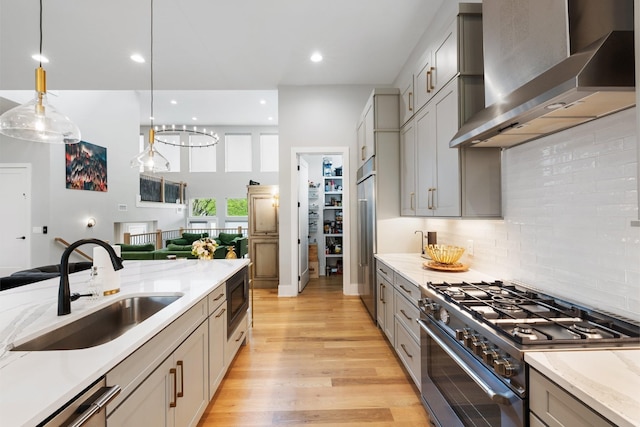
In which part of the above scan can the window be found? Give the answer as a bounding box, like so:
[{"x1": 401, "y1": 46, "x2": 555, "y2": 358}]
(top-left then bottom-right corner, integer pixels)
[
  {"x1": 226, "y1": 198, "x2": 248, "y2": 217},
  {"x1": 189, "y1": 134, "x2": 217, "y2": 172},
  {"x1": 225, "y1": 134, "x2": 252, "y2": 172},
  {"x1": 260, "y1": 134, "x2": 279, "y2": 172},
  {"x1": 191, "y1": 198, "x2": 217, "y2": 216}
]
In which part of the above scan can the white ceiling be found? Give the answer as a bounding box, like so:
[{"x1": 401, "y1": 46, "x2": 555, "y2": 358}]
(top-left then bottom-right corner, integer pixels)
[{"x1": 0, "y1": 0, "x2": 444, "y2": 125}]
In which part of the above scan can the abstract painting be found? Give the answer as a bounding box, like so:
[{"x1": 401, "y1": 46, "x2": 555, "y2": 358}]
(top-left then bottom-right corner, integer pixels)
[{"x1": 65, "y1": 141, "x2": 108, "y2": 191}]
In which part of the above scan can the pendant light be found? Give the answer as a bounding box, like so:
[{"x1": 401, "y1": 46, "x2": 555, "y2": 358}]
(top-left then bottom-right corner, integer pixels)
[
  {"x1": 130, "y1": 0, "x2": 170, "y2": 173},
  {"x1": 0, "y1": 0, "x2": 81, "y2": 144}
]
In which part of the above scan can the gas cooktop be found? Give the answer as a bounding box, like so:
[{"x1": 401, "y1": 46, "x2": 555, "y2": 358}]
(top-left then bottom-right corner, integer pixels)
[{"x1": 426, "y1": 280, "x2": 640, "y2": 347}]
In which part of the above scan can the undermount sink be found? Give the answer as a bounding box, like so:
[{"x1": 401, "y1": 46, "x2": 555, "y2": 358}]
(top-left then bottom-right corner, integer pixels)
[{"x1": 11, "y1": 294, "x2": 182, "y2": 351}]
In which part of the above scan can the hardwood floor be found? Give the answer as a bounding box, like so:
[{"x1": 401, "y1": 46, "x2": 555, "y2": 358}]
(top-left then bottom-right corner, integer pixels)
[{"x1": 198, "y1": 276, "x2": 430, "y2": 426}]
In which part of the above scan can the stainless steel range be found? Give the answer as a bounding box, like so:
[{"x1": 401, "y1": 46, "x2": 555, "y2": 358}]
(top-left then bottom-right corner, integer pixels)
[{"x1": 417, "y1": 280, "x2": 640, "y2": 427}]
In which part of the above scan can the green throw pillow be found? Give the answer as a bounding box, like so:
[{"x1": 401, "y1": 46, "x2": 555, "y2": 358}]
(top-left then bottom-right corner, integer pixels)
[
  {"x1": 218, "y1": 232, "x2": 242, "y2": 246},
  {"x1": 182, "y1": 232, "x2": 209, "y2": 243},
  {"x1": 118, "y1": 243, "x2": 155, "y2": 252},
  {"x1": 167, "y1": 243, "x2": 193, "y2": 251}
]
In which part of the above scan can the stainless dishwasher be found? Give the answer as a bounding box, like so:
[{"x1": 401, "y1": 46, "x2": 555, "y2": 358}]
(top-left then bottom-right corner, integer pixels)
[{"x1": 41, "y1": 377, "x2": 120, "y2": 427}]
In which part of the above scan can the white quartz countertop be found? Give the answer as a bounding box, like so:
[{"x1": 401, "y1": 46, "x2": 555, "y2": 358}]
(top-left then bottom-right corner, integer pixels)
[
  {"x1": 526, "y1": 350, "x2": 640, "y2": 427},
  {"x1": 374, "y1": 253, "x2": 497, "y2": 286},
  {"x1": 375, "y1": 253, "x2": 639, "y2": 427},
  {"x1": 0, "y1": 259, "x2": 249, "y2": 427}
]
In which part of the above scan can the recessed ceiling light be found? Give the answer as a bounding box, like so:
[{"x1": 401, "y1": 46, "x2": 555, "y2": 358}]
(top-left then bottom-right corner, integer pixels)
[
  {"x1": 130, "y1": 54, "x2": 145, "y2": 63},
  {"x1": 170, "y1": 100, "x2": 177, "y2": 105},
  {"x1": 192, "y1": 117, "x2": 198, "y2": 121},
  {"x1": 310, "y1": 52, "x2": 323, "y2": 63},
  {"x1": 260, "y1": 99, "x2": 266, "y2": 105},
  {"x1": 268, "y1": 116, "x2": 274, "y2": 121},
  {"x1": 31, "y1": 54, "x2": 49, "y2": 63}
]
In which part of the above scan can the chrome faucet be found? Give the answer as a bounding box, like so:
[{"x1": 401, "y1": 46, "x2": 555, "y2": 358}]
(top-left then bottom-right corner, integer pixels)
[
  {"x1": 414, "y1": 230, "x2": 425, "y2": 255},
  {"x1": 58, "y1": 239, "x2": 124, "y2": 316}
]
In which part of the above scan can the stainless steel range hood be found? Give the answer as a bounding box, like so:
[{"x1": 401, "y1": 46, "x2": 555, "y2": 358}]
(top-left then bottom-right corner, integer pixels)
[{"x1": 450, "y1": 0, "x2": 635, "y2": 149}]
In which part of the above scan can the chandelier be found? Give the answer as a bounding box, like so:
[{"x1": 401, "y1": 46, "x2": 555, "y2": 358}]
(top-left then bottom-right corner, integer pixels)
[{"x1": 153, "y1": 124, "x2": 219, "y2": 148}]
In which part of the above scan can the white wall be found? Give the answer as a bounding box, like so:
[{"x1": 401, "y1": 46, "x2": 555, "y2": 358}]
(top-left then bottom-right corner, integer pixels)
[
  {"x1": 277, "y1": 85, "x2": 375, "y2": 295},
  {"x1": 0, "y1": 91, "x2": 276, "y2": 266},
  {"x1": 142, "y1": 124, "x2": 279, "y2": 226},
  {"x1": 421, "y1": 109, "x2": 639, "y2": 321}
]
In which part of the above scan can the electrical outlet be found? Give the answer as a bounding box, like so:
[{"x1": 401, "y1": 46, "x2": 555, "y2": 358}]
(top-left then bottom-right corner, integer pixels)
[{"x1": 466, "y1": 240, "x2": 474, "y2": 256}]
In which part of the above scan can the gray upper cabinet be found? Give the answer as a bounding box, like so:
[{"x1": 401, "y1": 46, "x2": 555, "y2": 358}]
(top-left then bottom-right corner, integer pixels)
[
  {"x1": 400, "y1": 3, "x2": 502, "y2": 218},
  {"x1": 357, "y1": 89, "x2": 400, "y2": 169}
]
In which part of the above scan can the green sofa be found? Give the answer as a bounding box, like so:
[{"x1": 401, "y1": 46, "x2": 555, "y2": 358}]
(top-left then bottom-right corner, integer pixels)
[
  {"x1": 166, "y1": 232, "x2": 248, "y2": 259},
  {"x1": 117, "y1": 231, "x2": 247, "y2": 261}
]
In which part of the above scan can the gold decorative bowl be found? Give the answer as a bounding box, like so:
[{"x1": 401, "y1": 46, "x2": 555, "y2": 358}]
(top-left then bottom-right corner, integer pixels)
[{"x1": 425, "y1": 244, "x2": 465, "y2": 265}]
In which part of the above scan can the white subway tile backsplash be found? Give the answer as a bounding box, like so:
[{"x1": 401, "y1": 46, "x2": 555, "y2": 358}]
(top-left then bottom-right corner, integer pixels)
[{"x1": 424, "y1": 108, "x2": 639, "y2": 321}]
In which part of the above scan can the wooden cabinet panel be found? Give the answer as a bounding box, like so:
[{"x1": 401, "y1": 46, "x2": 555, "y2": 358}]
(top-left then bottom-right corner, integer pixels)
[
  {"x1": 250, "y1": 238, "x2": 279, "y2": 287},
  {"x1": 249, "y1": 194, "x2": 278, "y2": 235}
]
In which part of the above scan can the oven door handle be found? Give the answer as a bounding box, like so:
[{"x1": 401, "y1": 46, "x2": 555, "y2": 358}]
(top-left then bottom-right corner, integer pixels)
[{"x1": 418, "y1": 319, "x2": 513, "y2": 406}]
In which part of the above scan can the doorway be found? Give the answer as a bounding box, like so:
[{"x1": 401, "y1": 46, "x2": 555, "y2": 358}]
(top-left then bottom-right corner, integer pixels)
[
  {"x1": 294, "y1": 148, "x2": 349, "y2": 295},
  {"x1": 0, "y1": 164, "x2": 31, "y2": 276}
]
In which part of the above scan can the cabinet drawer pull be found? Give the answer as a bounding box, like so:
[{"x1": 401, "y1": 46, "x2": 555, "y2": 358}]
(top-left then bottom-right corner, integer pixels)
[
  {"x1": 236, "y1": 330, "x2": 245, "y2": 342},
  {"x1": 400, "y1": 343, "x2": 413, "y2": 358},
  {"x1": 400, "y1": 309, "x2": 412, "y2": 320},
  {"x1": 379, "y1": 283, "x2": 385, "y2": 302},
  {"x1": 379, "y1": 268, "x2": 388, "y2": 275},
  {"x1": 429, "y1": 66, "x2": 435, "y2": 90},
  {"x1": 213, "y1": 293, "x2": 225, "y2": 301},
  {"x1": 399, "y1": 284, "x2": 412, "y2": 294},
  {"x1": 426, "y1": 70, "x2": 432, "y2": 93},
  {"x1": 169, "y1": 368, "x2": 177, "y2": 408},
  {"x1": 177, "y1": 360, "x2": 184, "y2": 398},
  {"x1": 215, "y1": 308, "x2": 226, "y2": 318},
  {"x1": 408, "y1": 92, "x2": 413, "y2": 112}
]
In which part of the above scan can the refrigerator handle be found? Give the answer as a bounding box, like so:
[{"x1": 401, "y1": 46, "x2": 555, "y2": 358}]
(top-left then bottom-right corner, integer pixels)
[{"x1": 358, "y1": 198, "x2": 367, "y2": 267}]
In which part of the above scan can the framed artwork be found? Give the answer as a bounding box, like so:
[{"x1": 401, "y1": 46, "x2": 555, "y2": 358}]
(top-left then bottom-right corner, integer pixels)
[{"x1": 65, "y1": 140, "x2": 108, "y2": 192}]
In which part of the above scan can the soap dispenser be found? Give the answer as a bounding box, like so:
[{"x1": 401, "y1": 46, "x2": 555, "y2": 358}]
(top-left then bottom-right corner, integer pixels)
[{"x1": 87, "y1": 266, "x2": 103, "y2": 300}]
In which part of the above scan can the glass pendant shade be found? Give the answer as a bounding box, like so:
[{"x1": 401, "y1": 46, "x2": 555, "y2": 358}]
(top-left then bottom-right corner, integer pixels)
[
  {"x1": 0, "y1": 67, "x2": 81, "y2": 144},
  {"x1": 130, "y1": 129, "x2": 170, "y2": 173}
]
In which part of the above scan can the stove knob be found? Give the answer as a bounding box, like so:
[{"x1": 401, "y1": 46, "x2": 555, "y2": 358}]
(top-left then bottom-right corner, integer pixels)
[
  {"x1": 464, "y1": 333, "x2": 478, "y2": 348},
  {"x1": 494, "y1": 358, "x2": 518, "y2": 378},
  {"x1": 472, "y1": 340, "x2": 488, "y2": 357},
  {"x1": 455, "y1": 328, "x2": 469, "y2": 341},
  {"x1": 482, "y1": 348, "x2": 499, "y2": 365}
]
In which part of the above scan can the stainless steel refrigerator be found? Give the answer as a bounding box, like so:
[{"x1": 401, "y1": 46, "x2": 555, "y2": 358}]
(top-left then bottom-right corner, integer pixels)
[{"x1": 357, "y1": 158, "x2": 376, "y2": 321}]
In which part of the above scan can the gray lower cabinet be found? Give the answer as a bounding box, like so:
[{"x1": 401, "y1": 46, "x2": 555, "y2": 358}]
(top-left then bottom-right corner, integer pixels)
[
  {"x1": 106, "y1": 282, "x2": 246, "y2": 426},
  {"x1": 393, "y1": 274, "x2": 421, "y2": 390},
  {"x1": 376, "y1": 259, "x2": 421, "y2": 390},
  {"x1": 208, "y1": 283, "x2": 227, "y2": 399},
  {"x1": 107, "y1": 321, "x2": 208, "y2": 427},
  {"x1": 376, "y1": 270, "x2": 394, "y2": 342},
  {"x1": 529, "y1": 368, "x2": 615, "y2": 427}
]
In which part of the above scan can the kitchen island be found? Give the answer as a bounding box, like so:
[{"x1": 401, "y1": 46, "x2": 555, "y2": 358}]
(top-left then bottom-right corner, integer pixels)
[{"x1": 0, "y1": 258, "x2": 249, "y2": 427}]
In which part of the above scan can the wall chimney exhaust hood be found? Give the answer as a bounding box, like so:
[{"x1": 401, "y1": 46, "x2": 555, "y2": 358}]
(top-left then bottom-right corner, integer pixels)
[{"x1": 450, "y1": 0, "x2": 634, "y2": 149}]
